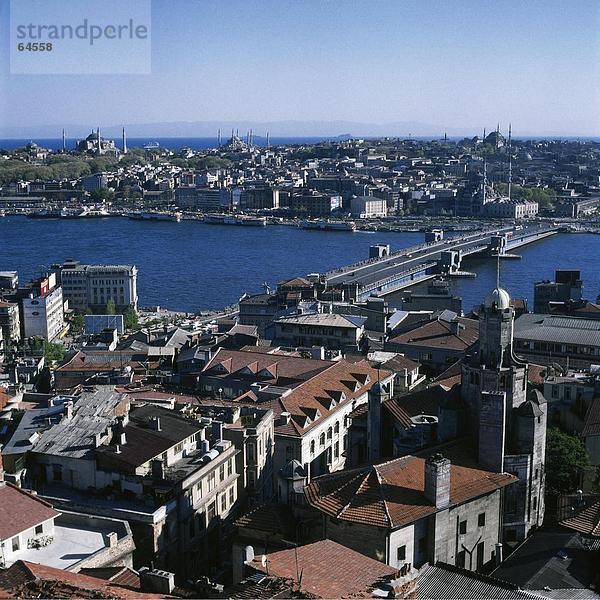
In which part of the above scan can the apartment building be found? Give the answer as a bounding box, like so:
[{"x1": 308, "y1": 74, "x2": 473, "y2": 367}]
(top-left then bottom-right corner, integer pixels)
[{"x1": 56, "y1": 260, "x2": 138, "y2": 311}]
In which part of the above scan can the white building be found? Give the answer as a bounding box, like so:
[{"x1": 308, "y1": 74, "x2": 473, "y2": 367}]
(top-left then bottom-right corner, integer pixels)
[
  {"x1": 22, "y1": 275, "x2": 65, "y2": 341},
  {"x1": 350, "y1": 195, "x2": 387, "y2": 218},
  {"x1": 57, "y1": 261, "x2": 138, "y2": 311},
  {"x1": 483, "y1": 198, "x2": 538, "y2": 219}
]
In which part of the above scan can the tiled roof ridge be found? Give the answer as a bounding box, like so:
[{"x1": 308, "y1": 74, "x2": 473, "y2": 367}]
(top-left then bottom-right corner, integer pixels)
[
  {"x1": 4, "y1": 482, "x2": 57, "y2": 510},
  {"x1": 373, "y1": 467, "x2": 393, "y2": 528}
]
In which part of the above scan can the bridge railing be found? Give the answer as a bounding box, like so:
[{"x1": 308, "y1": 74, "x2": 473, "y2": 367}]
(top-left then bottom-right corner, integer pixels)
[{"x1": 360, "y1": 261, "x2": 438, "y2": 293}]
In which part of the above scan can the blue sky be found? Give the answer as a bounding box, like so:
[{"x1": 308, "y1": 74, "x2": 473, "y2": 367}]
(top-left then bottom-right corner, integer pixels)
[{"x1": 0, "y1": 0, "x2": 598, "y2": 135}]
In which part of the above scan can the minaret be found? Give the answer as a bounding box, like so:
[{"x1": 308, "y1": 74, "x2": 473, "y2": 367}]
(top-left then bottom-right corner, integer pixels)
[
  {"x1": 97, "y1": 127, "x2": 101, "y2": 153},
  {"x1": 62, "y1": 128, "x2": 66, "y2": 152},
  {"x1": 122, "y1": 127, "x2": 127, "y2": 154},
  {"x1": 482, "y1": 159, "x2": 487, "y2": 205},
  {"x1": 507, "y1": 123, "x2": 512, "y2": 200},
  {"x1": 266, "y1": 131, "x2": 270, "y2": 148},
  {"x1": 217, "y1": 129, "x2": 221, "y2": 147}
]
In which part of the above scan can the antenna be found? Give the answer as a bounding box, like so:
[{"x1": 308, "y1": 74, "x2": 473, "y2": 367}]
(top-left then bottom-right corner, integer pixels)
[
  {"x1": 508, "y1": 123, "x2": 512, "y2": 200},
  {"x1": 496, "y1": 252, "x2": 501, "y2": 289}
]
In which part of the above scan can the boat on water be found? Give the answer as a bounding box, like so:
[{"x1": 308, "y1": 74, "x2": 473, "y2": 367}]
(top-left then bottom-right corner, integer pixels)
[
  {"x1": 0, "y1": 209, "x2": 5, "y2": 217},
  {"x1": 301, "y1": 219, "x2": 356, "y2": 232},
  {"x1": 203, "y1": 214, "x2": 267, "y2": 226},
  {"x1": 128, "y1": 211, "x2": 182, "y2": 222},
  {"x1": 28, "y1": 208, "x2": 63, "y2": 219}
]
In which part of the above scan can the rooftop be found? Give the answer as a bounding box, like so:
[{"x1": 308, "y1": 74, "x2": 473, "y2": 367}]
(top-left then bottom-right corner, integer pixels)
[
  {"x1": 514, "y1": 314, "x2": 600, "y2": 347},
  {"x1": 250, "y1": 539, "x2": 398, "y2": 598},
  {"x1": 305, "y1": 443, "x2": 517, "y2": 529}
]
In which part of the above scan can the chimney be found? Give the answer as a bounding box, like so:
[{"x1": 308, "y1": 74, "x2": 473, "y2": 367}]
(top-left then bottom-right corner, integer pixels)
[
  {"x1": 279, "y1": 412, "x2": 291, "y2": 426},
  {"x1": 212, "y1": 420, "x2": 224, "y2": 441},
  {"x1": 149, "y1": 416, "x2": 161, "y2": 431},
  {"x1": 450, "y1": 319, "x2": 461, "y2": 335},
  {"x1": 139, "y1": 567, "x2": 175, "y2": 595},
  {"x1": 495, "y1": 542, "x2": 503, "y2": 566},
  {"x1": 424, "y1": 454, "x2": 451, "y2": 509},
  {"x1": 106, "y1": 531, "x2": 118, "y2": 548},
  {"x1": 151, "y1": 459, "x2": 165, "y2": 480}
]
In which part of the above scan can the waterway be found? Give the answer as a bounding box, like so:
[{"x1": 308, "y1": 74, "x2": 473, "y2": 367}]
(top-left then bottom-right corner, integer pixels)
[{"x1": 0, "y1": 215, "x2": 598, "y2": 313}]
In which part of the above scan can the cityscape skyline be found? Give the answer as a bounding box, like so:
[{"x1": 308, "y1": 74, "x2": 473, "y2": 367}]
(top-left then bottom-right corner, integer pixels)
[{"x1": 1, "y1": 0, "x2": 599, "y2": 136}]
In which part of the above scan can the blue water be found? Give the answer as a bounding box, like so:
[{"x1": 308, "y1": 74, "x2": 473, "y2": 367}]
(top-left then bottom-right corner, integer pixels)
[{"x1": 0, "y1": 216, "x2": 598, "y2": 312}]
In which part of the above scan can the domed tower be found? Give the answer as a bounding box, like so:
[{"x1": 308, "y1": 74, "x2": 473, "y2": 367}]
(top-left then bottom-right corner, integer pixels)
[{"x1": 479, "y1": 287, "x2": 514, "y2": 369}]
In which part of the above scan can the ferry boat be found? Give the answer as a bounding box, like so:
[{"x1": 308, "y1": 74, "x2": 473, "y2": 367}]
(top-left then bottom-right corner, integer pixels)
[
  {"x1": 28, "y1": 208, "x2": 62, "y2": 219},
  {"x1": 301, "y1": 219, "x2": 356, "y2": 232},
  {"x1": 128, "y1": 211, "x2": 182, "y2": 222},
  {"x1": 203, "y1": 214, "x2": 267, "y2": 226}
]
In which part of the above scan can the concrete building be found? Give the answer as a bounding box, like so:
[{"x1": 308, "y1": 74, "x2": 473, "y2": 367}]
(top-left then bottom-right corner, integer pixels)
[
  {"x1": 349, "y1": 195, "x2": 387, "y2": 218},
  {"x1": 239, "y1": 187, "x2": 279, "y2": 210},
  {"x1": 513, "y1": 313, "x2": 600, "y2": 370},
  {"x1": 175, "y1": 186, "x2": 230, "y2": 210},
  {"x1": 304, "y1": 447, "x2": 516, "y2": 571},
  {"x1": 482, "y1": 198, "x2": 538, "y2": 219},
  {"x1": 273, "y1": 312, "x2": 366, "y2": 352},
  {"x1": 533, "y1": 270, "x2": 583, "y2": 314},
  {"x1": 21, "y1": 273, "x2": 65, "y2": 341},
  {"x1": 56, "y1": 260, "x2": 138, "y2": 312},
  {"x1": 461, "y1": 287, "x2": 547, "y2": 542},
  {"x1": 0, "y1": 301, "x2": 20, "y2": 344}
]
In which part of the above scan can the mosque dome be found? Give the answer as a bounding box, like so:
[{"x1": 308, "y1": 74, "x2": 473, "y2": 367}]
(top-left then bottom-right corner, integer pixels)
[{"x1": 484, "y1": 287, "x2": 511, "y2": 310}]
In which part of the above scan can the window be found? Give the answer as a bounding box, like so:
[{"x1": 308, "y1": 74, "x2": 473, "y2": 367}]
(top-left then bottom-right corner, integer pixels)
[
  {"x1": 334, "y1": 421, "x2": 340, "y2": 435},
  {"x1": 208, "y1": 471, "x2": 216, "y2": 491},
  {"x1": 35, "y1": 524, "x2": 43, "y2": 535},
  {"x1": 459, "y1": 520, "x2": 467, "y2": 535},
  {"x1": 229, "y1": 486, "x2": 235, "y2": 505},
  {"x1": 248, "y1": 443, "x2": 255, "y2": 461},
  {"x1": 533, "y1": 496, "x2": 538, "y2": 511},
  {"x1": 319, "y1": 433, "x2": 325, "y2": 447},
  {"x1": 52, "y1": 464, "x2": 62, "y2": 482},
  {"x1": 220, "y1": 493, "x2": 227, "y2": 513},
  {"x1": 189, "y1": 517, "x2": 195, "y2": 539},
  {"x1": 11, "y1": 536, "x2": 19, "y2": 552},
  {"x1": 310, "y1": 440, "x2": 315, "y2": 455},
  {"x1": 456, "y1": 550, "x2": 466, "y2": 568},
  {"x1": 219, "y1": 464, "x2": 225, "y2": 482},
  {"x1": 227, "y1": 458, "x2": 233, "y2": 477},
  {"x1": 478, "y1": 513, "x2": 486, "y2": 527},
  {"x1": 334, "y1": 441, "x2": 339, "y2": 459},
  {"x1": 248, "y1": 469, "x2": 255, "y2": 488},
  {"x1": 397, "y1": 545, "x2": 406, "y2": 561},
  {"x1": 207, "y1": 501, "x2": 216, "y2": 521},
  {"x1": 196, "y1": 511, "x2": 205, "y2": 531}
]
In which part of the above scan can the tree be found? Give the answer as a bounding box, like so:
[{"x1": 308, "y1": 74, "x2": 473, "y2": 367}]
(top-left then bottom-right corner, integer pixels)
[
  {"x1": 123, "y1": 306, "x2": 139, "y2": 330},
  {"x1": 545, "y1": 427, "x2": 590, "y2": 494},
  {"x1": 106, "y1": 298, "x2": 116, "y2": 315},
  {"x1": 71, "y1": 313, "x2": 85, "y2": 333}
]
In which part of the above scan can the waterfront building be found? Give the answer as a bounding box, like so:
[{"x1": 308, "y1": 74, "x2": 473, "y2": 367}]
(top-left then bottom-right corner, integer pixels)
[
  {"x1": 533, "y1": 269, "x2": 583, "y2": 314},
  {"x1": 482, "y1": 198, "x2": 538, "y2": 219},
  {"x1": 287, "y1": 190, "x2": 342, "y2": 216},
  {"x1": 81, "y1": 173, "x2": 109, "y2": 191},
  {"x1": 349, "y1": 195, "x2": 387, "y2": 218},
  {"x1": 239, "y1": 186, "x2": 279, "y2": 210},
  {"x1": 56, "y1": 260, "x2": 138, "y2": 312},
  {"x1": 238, "y1": 292, "x2": 280, "y2": 337},
  {"x1": 21, "y1": 273, "x2": 65, "y2": 341},
  {"x1": 174, "y1": 186, "x2": 230, "y2": 210}
]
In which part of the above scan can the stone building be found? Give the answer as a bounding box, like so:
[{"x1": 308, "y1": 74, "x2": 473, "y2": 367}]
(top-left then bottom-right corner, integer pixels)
[{"x1": 460, "y1": 286, "x2": 547, "y2": 542}]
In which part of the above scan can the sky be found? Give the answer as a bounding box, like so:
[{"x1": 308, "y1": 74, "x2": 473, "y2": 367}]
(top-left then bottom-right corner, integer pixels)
[{"x1": 0, "y1": 0, "x2": 599, "y2": 136}]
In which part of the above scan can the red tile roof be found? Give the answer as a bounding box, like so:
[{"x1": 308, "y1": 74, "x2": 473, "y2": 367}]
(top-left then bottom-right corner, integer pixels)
[
  {"x1": 305, "y1": 447, "x2": 517, "y2": 530},
  {"x1": 387, "y1": 316, "x2": 479, "y2": 351},
  {"x1": 560, "y1": 499, "x2": 600, "y2": 537},
  {"x1": 250, "y1": 539, "x2": 398, "y2": 598},
  {"x1": 272, "y1": 360, "x2": 392, "y2": 437},
  {"x1": 0, "y1": 561, "x2": 168, "y2": 599},
  {"x1": 0, "y1": 483, "x2": 60, "y2": 541}
]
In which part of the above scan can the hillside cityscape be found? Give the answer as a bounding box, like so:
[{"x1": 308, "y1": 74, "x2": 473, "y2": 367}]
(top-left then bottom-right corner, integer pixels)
[{"x1": 0, "y1": 126, "x2": 598, "y2": 598}]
